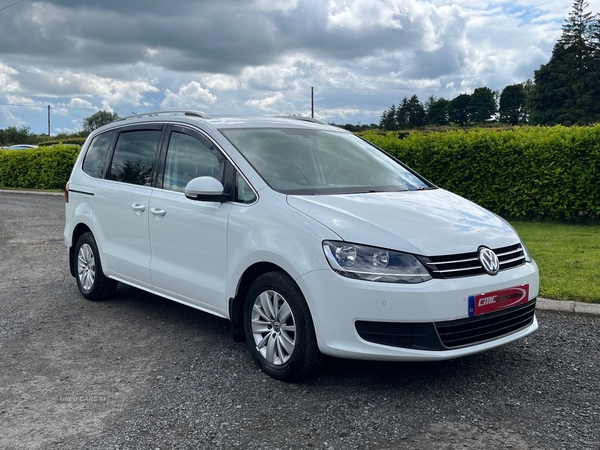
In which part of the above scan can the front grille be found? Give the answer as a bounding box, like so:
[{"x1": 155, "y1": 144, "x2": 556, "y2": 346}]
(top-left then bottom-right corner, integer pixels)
[
  {"x1": 420, "y1": 244, "x2": 526, "y2": 279},
  {"x1": 435, "y1": 300, "x2": 536, "y2": 348},
  {"x1": 355, "y1": 300, "x2": 536, "y2": 351}
]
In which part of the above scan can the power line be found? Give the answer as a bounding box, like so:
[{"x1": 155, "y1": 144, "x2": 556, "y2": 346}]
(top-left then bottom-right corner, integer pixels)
[
  {"x1": 0, "y1": 0, "x2": 26, "y2": 13},
  {"x1": 0, "y1": 101, "x2": 45, "y2": 109},
  {"x1": 0, "y1": 102, "x2": 86, "y2": 119}
]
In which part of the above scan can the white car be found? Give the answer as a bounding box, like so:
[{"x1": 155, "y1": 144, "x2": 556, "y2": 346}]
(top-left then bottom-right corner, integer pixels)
[
  {"x1": 64, "y1": 111, "x2": 539, "y2": 381},
  {"x1": 4, "y1": 144, "x2": 39, "y2": 150}
]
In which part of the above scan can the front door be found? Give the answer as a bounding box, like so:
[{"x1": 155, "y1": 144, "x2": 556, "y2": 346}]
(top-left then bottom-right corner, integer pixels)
[{"x1": 148, "y1": 127, "x2": 231, "y2": 316}]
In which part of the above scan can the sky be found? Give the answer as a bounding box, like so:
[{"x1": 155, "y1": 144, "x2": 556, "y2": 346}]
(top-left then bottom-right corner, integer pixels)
[{"x1": 0, "y1": 0, "x2": 598, "y2": 135}]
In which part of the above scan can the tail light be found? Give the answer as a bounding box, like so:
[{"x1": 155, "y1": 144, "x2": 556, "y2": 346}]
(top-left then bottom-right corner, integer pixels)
[{"x1": 65, "y1": 181, "x2": 70, "y2": 203}]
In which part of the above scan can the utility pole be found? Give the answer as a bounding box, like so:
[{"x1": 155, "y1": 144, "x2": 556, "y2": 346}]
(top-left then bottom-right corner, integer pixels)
[
  {"x1": 47, "y1": 105, "x2": 50, "y2": 138},
  {"x1": 311, "y1": 87, "x2": 314, "y2": 118}
]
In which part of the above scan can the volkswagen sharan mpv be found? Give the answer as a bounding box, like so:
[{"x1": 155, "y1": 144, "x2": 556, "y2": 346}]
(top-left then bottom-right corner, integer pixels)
[{"x1": 64, "y1": 111, "x2": 539, "y2": 381}]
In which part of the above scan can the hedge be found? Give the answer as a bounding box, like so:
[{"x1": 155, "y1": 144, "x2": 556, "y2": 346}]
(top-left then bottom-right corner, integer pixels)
[
  {"x1": 363, "y1": 125, "x2": 600, "y2": 222},
  {"x1": 0, "y1": 145, "x2": 81, "y2": 190},
  {"x1": 39, "y1": 137, "x2": 87, "y2": 147},
  {"x1": 1, "y1": 126, "x2": 599, "y2": 222}
]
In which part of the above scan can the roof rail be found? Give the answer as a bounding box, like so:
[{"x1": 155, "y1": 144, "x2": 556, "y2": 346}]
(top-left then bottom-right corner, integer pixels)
[
  {"x1": 115, "y1": 110, "x2": 212, "y2": 122},
  {"x1": 275, "y1": 116, "x2": 325, "y2": 125}
]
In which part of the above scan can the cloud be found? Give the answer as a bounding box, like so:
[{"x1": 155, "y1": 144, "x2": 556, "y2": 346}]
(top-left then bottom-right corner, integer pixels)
[
  {"x1": 0, "y1": 0, "x2": 471, "y2": 72},
  {"x1": 254, "y1": 0, "x2": 300, "y2": 14},
  {"x1": 160, "y1": 81, "x2": 217, "y2": 110},
  {"x1": 315, "y1": 106, "x2": 363, "y2": 121},
  {"x1": 67, "y1": 98, "x2": 94, "y2": 109},
  {"x1": 326, "y1": 0, "x2": 406, "y2": 30},
  {"x1": 0, "y1": 108, "x2": 27, "y2": 128},
  {"x1": 199, "y1": 74, "x2": 240, "y2": 92},
  {"x1": 0, "y1": 63, "x2": 20, "y2": 93},
  {"x1": 1, "y1": 0, "x2": 599, "y2": 133},
  {"x1": 5, "y1": 94, "x2": 44, "y2": 108},
  {"x1": 15, "y1": 68, "x2": 159, "y2": 107}
]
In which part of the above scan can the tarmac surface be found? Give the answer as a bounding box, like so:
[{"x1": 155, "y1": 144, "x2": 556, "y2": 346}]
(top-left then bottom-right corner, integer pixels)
[{"x1": 1, "y1": 189, "x2": 598, "y2": 450}]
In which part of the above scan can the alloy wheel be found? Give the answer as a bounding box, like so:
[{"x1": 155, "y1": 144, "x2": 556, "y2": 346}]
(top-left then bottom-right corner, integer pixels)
[
  {"x1": 77, "y1": 243, "x2": 96, "y2": 291},
  {"x1": 250, "y1": 290, "x2": 296, "y2": 365}
]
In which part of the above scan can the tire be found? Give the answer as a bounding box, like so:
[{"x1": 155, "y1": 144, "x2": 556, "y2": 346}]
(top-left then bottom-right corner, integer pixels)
[
  {"x1": 244, "y1": 271, "x2": 325, "y2": 381},
  {"x1": 74, "y1": 232, "x2": 118, "y2": 301}
]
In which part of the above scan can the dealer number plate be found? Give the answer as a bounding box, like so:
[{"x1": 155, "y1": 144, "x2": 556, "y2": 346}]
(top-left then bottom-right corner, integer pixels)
[{"x1": 468, "y1": 285, "x2": 530, "y2": 317}]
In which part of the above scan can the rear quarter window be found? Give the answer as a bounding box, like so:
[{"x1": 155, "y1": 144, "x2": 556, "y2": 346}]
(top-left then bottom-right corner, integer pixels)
[
  {"x1": 82, "y1": 130, "x2": 116, "y2": 178},
  {"x1": 108, "y1": 129, "x2": 162, "y2": 186}
]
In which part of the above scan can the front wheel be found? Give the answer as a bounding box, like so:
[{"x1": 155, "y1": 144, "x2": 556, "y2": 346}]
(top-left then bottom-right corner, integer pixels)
[
  {"x1": 74, "y1": 232, "x2": 118, "y2": 301},
  {"x1": 244, "y1": 271, "x2": 325, "y2": 381}
]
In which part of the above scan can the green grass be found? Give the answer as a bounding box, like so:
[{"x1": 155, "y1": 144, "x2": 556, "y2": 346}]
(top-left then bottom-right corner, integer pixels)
[
  {"x1": 0, "y1": 187, "x2": 64, "y2": 194},
  {"x1": 511, "y1": 222, "x2": 600, "y2": 303}
]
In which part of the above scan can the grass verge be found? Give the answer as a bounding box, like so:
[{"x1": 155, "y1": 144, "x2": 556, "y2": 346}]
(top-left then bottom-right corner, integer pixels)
[
  {"x1": 0, "y1": 187, "x2": 63, "y2": 193},
  {"x1": 512, "y1": 222, "x2": 600, "y2": 303}
]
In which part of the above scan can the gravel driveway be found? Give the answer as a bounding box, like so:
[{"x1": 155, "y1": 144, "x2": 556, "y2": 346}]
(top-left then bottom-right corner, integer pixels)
[{"x1": 0, "y1": 191, "x2": 598, "y2": 450}]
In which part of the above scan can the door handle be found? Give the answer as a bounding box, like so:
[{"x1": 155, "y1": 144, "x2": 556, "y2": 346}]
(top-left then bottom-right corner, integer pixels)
[
  {"x1": 131, "y1": 203, "x2": 146, "y2": 213},
  {"x1": 150, "y1": 208, "x2": 166, "y2": 217}
]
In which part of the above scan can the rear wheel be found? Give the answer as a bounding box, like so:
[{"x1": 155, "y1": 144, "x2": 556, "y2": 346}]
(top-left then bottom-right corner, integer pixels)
[
  {"x1": 244, "y1": 271, "x2": 325, "y2": 381},
  {"x1": 74, "y1": 232, "x2": 118, "y2": 301}
]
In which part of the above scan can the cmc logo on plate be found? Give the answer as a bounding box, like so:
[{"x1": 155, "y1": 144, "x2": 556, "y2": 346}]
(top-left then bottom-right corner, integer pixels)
[{"x1": 468, "y1": 285, "x2": 530, "y2": 316}]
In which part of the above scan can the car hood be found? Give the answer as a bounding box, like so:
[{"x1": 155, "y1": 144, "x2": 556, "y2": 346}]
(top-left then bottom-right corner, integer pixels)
[{"x1": 287, "y1": 189, "x2": 519, "y2": 256}]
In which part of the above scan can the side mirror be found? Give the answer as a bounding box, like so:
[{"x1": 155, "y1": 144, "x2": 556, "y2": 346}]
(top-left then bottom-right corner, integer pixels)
[{"x1": 184, "y1": 177, "x2": 230, "y2": 202}]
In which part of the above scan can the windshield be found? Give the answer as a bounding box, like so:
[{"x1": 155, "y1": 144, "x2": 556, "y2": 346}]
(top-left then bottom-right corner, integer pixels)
[{"x1": 220, "y1": 128, "x2": 431, "y2": 195}]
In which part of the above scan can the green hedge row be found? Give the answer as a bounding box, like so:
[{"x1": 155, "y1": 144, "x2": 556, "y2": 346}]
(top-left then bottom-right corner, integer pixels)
[
  {"x1": 363, "y1": 125, "x2": 600, "y2": 222},
  {"x1": 2, "y1": 127, "x2": 599, "y2": 222},
  {"x1": 39, "y1": 137, "x2": 87, "y2": 147},
  {"x1": 0, "y1": 145, "x2": 81, "y2": 190}
]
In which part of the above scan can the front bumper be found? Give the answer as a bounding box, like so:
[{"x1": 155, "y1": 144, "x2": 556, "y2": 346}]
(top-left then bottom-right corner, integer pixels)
[
  {"x1": 355, "y1": 299, "x2": 536, "y2": 350},
  {"x1": 296, "y1": 261, "x2": 539, "y2": 361}
]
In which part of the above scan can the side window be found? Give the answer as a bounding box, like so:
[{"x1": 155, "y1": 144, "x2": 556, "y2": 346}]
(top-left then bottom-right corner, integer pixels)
[
  {"x1": 82, "y1": 130, "x2": 115, "y2": 178},
  {"x1": 163, "y1": 131, "x2": 223, "y2": 192},
  {"x1": 108, "y1": 129, "x2": 161, "y2": 186},
  {"x1": 235, "y1": 172, "x2": 257, "y2": 204}
]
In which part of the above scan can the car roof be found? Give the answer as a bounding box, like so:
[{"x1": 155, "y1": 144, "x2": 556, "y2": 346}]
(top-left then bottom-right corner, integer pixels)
[{"x1": 101, "y1": 110, "x2": 339, "y2": 132}]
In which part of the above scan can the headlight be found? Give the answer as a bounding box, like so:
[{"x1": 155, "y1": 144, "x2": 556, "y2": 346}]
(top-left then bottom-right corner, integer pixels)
[
  {"x1": 521, "y1": 241, "x2": 533, "y2": 263},
  {"x1": 322, "y1": 241, "x2": 432, "y2": 283}
]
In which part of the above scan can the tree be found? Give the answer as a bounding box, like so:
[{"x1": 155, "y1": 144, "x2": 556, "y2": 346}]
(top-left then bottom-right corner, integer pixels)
[
  {"x1": 450, "y1": 94, "x2": 470, "y2": 125},
  {"x1": 522, "y1": 79, "x2": 535, "y2": 121},
  {"x1": 334, "y1": 123, "x2": 378, "y2": 132},
  {"x1": 423, "y1": 95, "x2": 437, "y2": 112},
  {"x1": 405, "y1": 95, "x2": 425, "y2": 128},
  {"x1": 395, "y1": 98, "x2": 409, "y2": 128},
  {"x1": 0, "y1": 126, "x2": 34, "y2": 146},
  {"x1": 379, "y1": 104, "x2": 398, "y2": 130},
  {"x1": 468, "y1": 87, "x2": 497, "y2": 123},
  {"x1": 425, "y1": 98, "x2": 451, "y2": 125},
  {"x1": 395, "y1": 95, "x2": 425, "y2": 129},
  {"x1": 499, "y1": 84, "x2": 527, "y2": 124},
  {"x1": 529, "y1": 0, "x2": 600, "y2": 125},
  {"x1": 83, "y1": 110, "x2": 119, "y2": 133}
]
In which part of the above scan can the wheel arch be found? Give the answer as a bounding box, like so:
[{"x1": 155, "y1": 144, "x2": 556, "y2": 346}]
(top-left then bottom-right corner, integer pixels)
[
  {"x1": 69, "y1": 223, "x2": 93, "y2": 277},
  {"x1": 228, "y1": 261, "x2": 291, "y2": 342}
]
